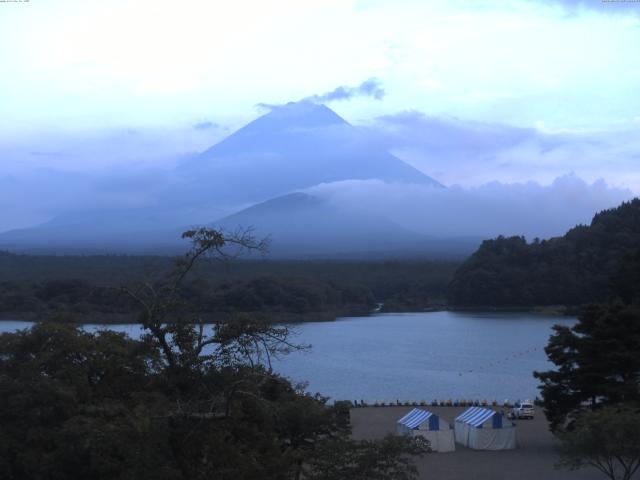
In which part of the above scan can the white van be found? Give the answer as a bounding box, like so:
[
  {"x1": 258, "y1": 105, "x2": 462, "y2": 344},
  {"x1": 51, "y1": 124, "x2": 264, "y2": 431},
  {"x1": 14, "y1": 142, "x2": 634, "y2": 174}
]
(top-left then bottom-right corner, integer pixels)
[{"x1": 511, "y1": 400, "x2": 534, "y2": 419}]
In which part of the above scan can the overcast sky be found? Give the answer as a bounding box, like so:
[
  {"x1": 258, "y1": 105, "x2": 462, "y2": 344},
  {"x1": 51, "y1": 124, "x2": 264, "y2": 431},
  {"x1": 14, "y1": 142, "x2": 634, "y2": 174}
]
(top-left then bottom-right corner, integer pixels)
[{"x1": 0, "y1": 0, "x2": 639, "y2": 232}]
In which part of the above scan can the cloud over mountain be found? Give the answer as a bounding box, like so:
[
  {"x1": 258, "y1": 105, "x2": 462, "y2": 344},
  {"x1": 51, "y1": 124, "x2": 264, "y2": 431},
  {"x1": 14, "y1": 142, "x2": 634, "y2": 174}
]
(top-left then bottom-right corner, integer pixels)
[
  {"x1": 1, "y1": 100, "x2": 636, "y2": 256},
  {"x1": 306, "y1": 174, "x2": 634, "y2": 239},
  {"x1": 306, "y1": 77, "x2": 385, "y2": 103},
  {"x1": 359, "y1": 111, "x2": 640, "y2": 189},
  {"x1": 257, "y1": 78, "x2": 386, "y2": 111}
]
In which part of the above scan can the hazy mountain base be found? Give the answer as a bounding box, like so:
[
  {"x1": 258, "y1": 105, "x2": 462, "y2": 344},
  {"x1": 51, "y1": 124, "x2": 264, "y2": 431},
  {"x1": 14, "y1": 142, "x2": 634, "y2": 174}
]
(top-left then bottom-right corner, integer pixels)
[{"x1": 214, "y1": 192, "x2": 483, "y2": 259}]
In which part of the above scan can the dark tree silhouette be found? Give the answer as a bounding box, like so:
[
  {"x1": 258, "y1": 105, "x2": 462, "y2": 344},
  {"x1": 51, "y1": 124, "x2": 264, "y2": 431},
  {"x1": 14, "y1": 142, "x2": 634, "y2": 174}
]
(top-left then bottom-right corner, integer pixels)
[{"x1": 0, "y1": 228, "x2": 428, "y2": 480}]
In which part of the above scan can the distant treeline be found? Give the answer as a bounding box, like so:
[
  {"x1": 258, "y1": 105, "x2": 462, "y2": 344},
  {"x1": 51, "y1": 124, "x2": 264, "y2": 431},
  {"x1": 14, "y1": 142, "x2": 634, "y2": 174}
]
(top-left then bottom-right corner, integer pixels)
[
  {"x1": 0, "y1": 255, "x2": 458, "y2": 321},
  {"x1": 8, "y1": 198, "x2": 638, "y2": 317},
  {"x1": 449, "y1": 198, "x2": 640, "y2": 307}
]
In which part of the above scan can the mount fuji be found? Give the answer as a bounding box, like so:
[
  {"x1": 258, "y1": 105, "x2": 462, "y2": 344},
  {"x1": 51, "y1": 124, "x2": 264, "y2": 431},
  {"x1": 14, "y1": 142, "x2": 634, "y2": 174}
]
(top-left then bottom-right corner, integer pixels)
[
  {"x1": 0, "y1": 102, "x2": 449, "y2": 256},
  {"x1": 173, "y1": 100, "x2": 441, "y2": 206}
]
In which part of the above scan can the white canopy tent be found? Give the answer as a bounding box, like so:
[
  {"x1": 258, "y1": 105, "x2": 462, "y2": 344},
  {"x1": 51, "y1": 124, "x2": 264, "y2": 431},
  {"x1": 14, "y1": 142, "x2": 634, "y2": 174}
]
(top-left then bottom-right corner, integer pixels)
[
  {"x1": 396, "y1": 408, "x2": 455, "y2": 453},
  {"x1": 454, "y1": 407, "x2": 516, "y2": 450}
]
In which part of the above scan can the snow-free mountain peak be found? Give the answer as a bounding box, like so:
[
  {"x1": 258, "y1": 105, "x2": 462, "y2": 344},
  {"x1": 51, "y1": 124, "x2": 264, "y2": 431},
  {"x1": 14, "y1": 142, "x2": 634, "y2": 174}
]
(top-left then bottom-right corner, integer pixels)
[{"x1": 182, "y1": 101, "x2": 442, "y2": 205}]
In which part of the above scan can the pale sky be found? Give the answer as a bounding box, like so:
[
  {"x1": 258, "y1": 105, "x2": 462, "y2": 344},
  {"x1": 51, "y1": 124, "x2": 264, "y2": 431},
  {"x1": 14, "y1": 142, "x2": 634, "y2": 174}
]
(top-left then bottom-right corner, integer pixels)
[
  {"x1": 2, "y1": 0, "x2": 639, "y2": 132},
  {"x1": 0, "y1": 0, "x2": 639, "y2": 233}
]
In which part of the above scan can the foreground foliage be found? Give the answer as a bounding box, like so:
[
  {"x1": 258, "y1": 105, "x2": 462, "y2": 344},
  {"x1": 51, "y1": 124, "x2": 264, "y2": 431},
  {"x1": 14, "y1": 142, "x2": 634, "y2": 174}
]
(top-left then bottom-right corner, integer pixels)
[
  {"x1": 304, "y1": 436, "x2": 429, "y2": 480},
  {"x1": 0, "y1": 228, "x2": 427, "y2": 479},
  {"x1": 558, "y1": 405, "x2": 640, "y2": 480}
]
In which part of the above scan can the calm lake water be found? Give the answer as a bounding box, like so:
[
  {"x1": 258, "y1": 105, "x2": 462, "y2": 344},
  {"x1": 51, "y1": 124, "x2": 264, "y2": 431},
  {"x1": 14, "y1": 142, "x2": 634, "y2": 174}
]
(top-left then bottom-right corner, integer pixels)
[{"x1": 0, "y1": 311, "x2": 574, "y2": 403}]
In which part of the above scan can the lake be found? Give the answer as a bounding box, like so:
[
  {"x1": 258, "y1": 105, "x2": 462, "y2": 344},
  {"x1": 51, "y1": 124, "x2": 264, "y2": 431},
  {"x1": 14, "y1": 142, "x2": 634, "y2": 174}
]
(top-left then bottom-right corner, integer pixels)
[{"x1": 0, "y1": 311, "x2": 573, "y2": 403}]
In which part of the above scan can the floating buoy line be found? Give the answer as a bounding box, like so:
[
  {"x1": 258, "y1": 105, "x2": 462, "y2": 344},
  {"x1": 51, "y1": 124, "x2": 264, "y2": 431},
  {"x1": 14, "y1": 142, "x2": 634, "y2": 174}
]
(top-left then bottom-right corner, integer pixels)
[{"x1": 458, "y1": 346, "x2": 540, "y2": 376}]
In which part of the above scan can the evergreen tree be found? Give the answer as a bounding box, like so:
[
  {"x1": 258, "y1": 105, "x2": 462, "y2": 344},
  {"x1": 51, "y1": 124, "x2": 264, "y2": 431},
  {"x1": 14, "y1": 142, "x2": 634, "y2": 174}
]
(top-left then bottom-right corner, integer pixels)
[{"x1": 534, "y1": 303, "x2": 640, "y2": 430}]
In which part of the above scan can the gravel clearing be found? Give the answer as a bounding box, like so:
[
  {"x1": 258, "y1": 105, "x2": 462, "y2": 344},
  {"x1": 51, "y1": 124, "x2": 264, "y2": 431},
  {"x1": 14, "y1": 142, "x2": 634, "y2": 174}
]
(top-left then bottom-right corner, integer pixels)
[{"x1": 350, "y1": 405, "x2": 605, "y2": 480}]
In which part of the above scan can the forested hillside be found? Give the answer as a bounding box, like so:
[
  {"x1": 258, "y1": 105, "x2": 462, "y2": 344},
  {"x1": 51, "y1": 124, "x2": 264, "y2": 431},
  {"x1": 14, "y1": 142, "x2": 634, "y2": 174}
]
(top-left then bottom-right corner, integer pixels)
[{"x1": 448, "y1": 198, "x2": 640, "y2": 307}]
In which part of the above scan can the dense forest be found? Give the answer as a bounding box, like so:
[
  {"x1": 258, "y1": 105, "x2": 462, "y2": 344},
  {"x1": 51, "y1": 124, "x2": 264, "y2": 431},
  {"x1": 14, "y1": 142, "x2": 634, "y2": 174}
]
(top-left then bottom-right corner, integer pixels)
[
  {"x1": 0, "y1": 253, "x2": 457, "y2": 322},
  {"x1": 449, "y1": 198, "x2": 640, "y2": 307}
]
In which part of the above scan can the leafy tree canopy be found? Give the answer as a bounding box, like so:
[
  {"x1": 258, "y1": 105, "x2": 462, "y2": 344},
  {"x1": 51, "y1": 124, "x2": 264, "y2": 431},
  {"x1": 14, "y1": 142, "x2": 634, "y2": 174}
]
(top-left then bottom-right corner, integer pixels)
[
  {"x1": 0, "y1": 228, "x2": 427, "y2": 480},
  {"x1": 558, "y1": 404, "x2": 640, "y2": 480}
]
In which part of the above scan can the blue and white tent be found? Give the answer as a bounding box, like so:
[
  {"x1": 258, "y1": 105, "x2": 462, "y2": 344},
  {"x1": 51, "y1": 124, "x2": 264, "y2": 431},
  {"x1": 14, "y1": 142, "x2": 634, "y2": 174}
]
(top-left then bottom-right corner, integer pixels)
[
  {"x1": 454, "y1": 407, "x2": 516, "y2": 450},
  {"x1": 397, "y1": 408, "x2": 455, "y2": 452}
]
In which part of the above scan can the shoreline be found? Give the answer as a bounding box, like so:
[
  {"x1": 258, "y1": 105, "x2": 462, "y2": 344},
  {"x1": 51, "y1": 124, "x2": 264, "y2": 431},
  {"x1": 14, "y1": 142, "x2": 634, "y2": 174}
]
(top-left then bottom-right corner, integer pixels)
[
  {"x1": 0, "y1": 307, "x2": 373, "y2": 325},
  {"x1": 0, "y1": 305, "x2": 580, "y2": 325},
  {"x1": 448, "y1": 305, "x2": 581, "y2": 316}
]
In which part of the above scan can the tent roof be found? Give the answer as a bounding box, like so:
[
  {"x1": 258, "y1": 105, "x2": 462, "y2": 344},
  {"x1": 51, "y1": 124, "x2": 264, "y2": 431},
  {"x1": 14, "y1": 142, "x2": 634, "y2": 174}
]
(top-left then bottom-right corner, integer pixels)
[
  {"x1": 455, "y1": 407, "x2": 498, "y2": 427},
  {"x1": 397, "y1": 408, "x2": 435, "y2": 429}
]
